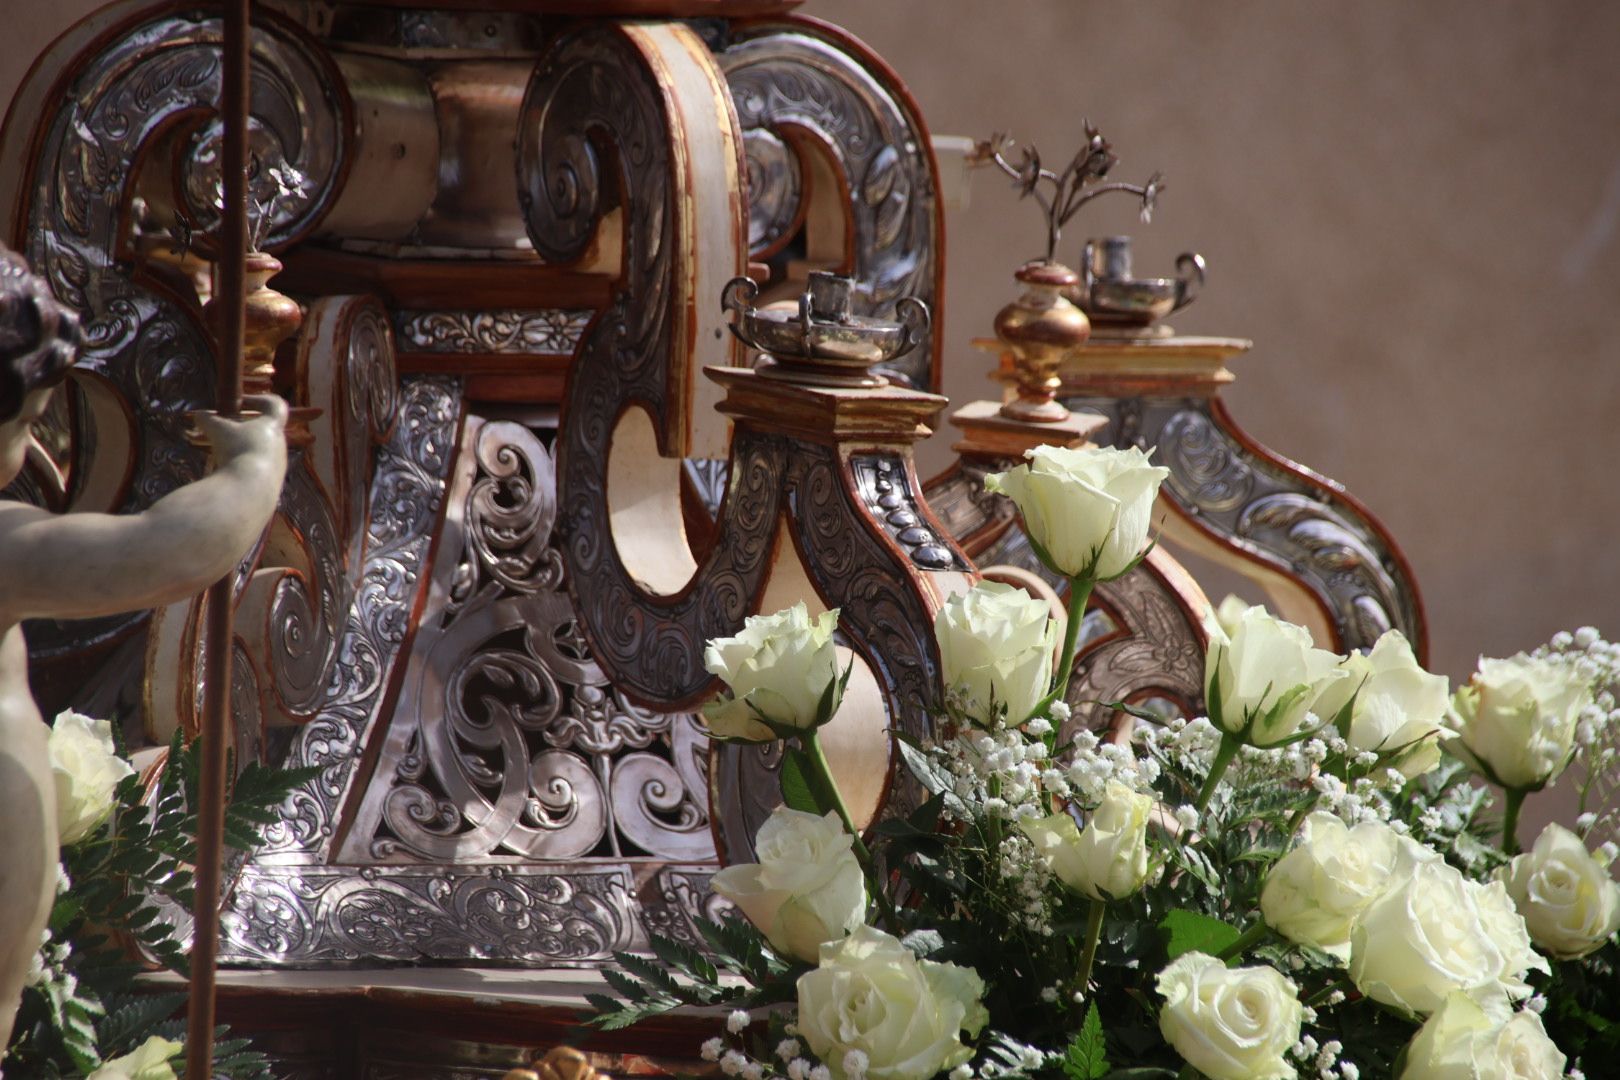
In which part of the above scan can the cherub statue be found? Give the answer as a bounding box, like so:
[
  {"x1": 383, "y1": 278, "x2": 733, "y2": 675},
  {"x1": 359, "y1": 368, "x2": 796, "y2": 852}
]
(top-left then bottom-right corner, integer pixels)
[{"x1": 0, "y1": 245, "x2": 288, "y2": 1051}]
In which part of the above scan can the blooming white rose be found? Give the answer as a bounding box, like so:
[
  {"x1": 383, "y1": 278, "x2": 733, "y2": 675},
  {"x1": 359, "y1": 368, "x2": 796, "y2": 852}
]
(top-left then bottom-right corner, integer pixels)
[
  {"x1": 934, "y1": 581, "x2": 1057, "y2": 727},
  {"x1": 983, "y1": 445, "x2": 1168, "y2": 580},
  {"x1": 1400, "y1": 993, "x2": 1566, "y2": 1080},
  {"x1": 87, "y1": 1035, "x2": 184, "y2": 1080},
  {"x1": 1321, "y1": 630, "x2": 1451, "y2": 777},
  {"x1": 1019, "y1": 781, "x2": 1151, "y2": 901},
  {"x1": 1156, "y1": 952, "x2": 1302, "y2": 1080},
  {"x1": 711, "y1": 808, "x2": 867, "y2": 963},
  {"x1": 1203, "y1": 603, "x2": 1349, "y2": 746},
  {"x1": 1260, "y1": 812, "x2": 1425, "y2": 960},
  {"x1": 797, "y1": 925, "x2": 987, "y2": 1080},
  {"x1": 703, "y1": 604, "x2": 842, "y2": 741},
  {"x1": 48, "y1": 709, "x2": 135, "y2": 845},
  {"x1": 1350, "y1": 844, "x2": 1548, "y2": 1015},
  {"x1": 1499, "y1": 823, "x2": 1620, "y2": 960},
  {"x1": 1448, "y1": 654, "x2": 1593, "y2": 790}
]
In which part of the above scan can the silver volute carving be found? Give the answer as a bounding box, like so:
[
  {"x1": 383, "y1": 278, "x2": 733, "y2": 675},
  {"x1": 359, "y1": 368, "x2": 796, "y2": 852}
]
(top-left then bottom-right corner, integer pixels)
[
  {"x1": 1076, "y1": 397, "x2": 1424, "y2": 653},
  {"x1": 722, "y1": 25, "x2": 942, "y2": 390},
  {"x1": 17, "y1": 10, "x2": 344, "y2": 670}
]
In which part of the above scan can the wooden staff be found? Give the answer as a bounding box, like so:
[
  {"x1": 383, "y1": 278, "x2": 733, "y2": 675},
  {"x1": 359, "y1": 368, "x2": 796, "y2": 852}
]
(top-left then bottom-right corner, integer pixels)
[{"x1": 187, "y1": 0, "x2": 250, "y2": 1074}]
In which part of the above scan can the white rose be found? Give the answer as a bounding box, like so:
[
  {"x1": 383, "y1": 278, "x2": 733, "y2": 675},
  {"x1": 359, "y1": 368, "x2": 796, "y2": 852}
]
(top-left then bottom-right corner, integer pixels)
[
  {"x1": 983, "y1": 445, "x2": 1168, "y2": 580},
  {"x1": 1400, "y1": 993, "x2": 1567, "y2": 1080},
  {"x1": 87, "y1": 1035, "x2": 184, "y2": 1080},
  {"x1": 797, "y1": 925, "x2": 987, "y2": 1080},
  {"x1": 1448, "y1": 654, "x2": 1592, "y2": 790},
  {"x1": 702, "y1": 604, "x2": 842, "y2": 741},
  {"x1": 48, "y1": 709, "x2": 135, "y2": 845},
  {"x1": 1350, "y1": 845, "x2": 1549, "y2": 1015},
  {"x1": 1019, "y1": 780, "x2": 1151, "y2": 901},
  {"x1": 1203, "y1": 603, "x2": 1348, "y2": 746},
  {"x1": 1260, "y1": 812, "x2": 1423, "y2": 960},
  {"x1": 710, "y1": 808, "x2": 867, "y2": 963},
  {"x1": 934, "y1": 581, "x2": 1057, "y2": 727},
  {"x1": 1324, "y1": 630, "x2": 1451, "y2": 777},
  {"x1": 1155, "y1": 952, "x2": 1302, "y2": 1080},
  {"x1": 1500, "y1": 823, "x2": 1620, "y2": 960}
]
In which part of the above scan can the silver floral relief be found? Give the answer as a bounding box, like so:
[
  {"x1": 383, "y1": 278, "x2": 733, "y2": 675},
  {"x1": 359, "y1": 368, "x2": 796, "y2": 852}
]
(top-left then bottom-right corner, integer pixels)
[
  {"x1": 722, "y1": 25, "x2": 940, "y2": 390},
  {"x1": 394, "y1": 309, "x2": 593, "y2": 355},
  {"x1": 222, "y1": 864, "x2": 638, "y2": 965},
  {"x1": 343, "y1": 415, "x2": 717, "y2": 867},
  {"x1": 1072, "y1": 396, "x2": 1425, "y2": 654},
  {"x1": 242, "y1": 376, "x2": 460, "y2": 866},
  {"x1": 18, "y1": 10, "x2": 344, "y2": 664}
]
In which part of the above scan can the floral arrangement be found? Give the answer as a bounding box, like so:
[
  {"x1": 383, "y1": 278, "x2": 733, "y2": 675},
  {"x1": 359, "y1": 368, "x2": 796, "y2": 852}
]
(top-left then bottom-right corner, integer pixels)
[
  {"x1": 5, "y1": 715, "x2": 311, "y2": 1079},
  {"x1": 594, "y1": 444, "x2": 1620, "y2": 1080}
]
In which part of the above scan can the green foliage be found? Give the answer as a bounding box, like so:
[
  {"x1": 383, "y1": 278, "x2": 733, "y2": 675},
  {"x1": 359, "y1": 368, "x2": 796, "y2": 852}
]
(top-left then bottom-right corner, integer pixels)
[
  {"x1": 583, "y1": 916, "x2": 799, "y2": 1032},
  {"x1": 6, "y1": 728, "x2": 314, "y2": 1078},
  {"x1": 1156, "y1": 911, "x2": 1239, "y2": 963},
  {"x1": 1059, "y1": 1005, "x2": 1110, "y2": 1080}
]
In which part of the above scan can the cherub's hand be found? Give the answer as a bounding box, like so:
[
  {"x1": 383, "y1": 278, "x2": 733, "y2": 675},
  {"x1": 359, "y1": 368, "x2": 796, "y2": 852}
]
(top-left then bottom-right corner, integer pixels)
[{"x1": 191, "y1": 394, "x2": 289, "y2": 465}]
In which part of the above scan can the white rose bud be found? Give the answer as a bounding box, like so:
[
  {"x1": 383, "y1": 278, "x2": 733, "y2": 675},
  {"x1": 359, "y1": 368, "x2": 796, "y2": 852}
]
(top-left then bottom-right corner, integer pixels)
[
  {"x1": 711, "y1": 808, "x2": 867, "y2": 963},
  {"x1": 1448, "y1": 654, "x2": 1593, "y2": 791},
  {"x1": 934, "y1": 581, "x2": 1057, "y2": 727},
  {"x1": 983, "y1": 445, "x2": 1168, "y2": 581},
  {"x1": 798, "y1": 925, "x2": 987, "y2": 1080},
  {"x1": 1499, "y1": 823, "x2": 1620, "y2": 960},
  {"x1": 48, "y1": 710, "x2": 136, "y2": 845},
  {"x1": 1019, "y1": 781, "x2": 1151, "y2": 901},
  {"x1": 1400, "y1": 993, "x2": 1567, "y2": 1080},
  {"x1": 702, "y1": 604, "x2": 842, "y2": 741},
  {"x1": 1155, "y1": 952, "x2": 1302, "y2": 1080},
  {"x1": 1319, "y1": 630, "x2": 1451, "y2": 777},
  {"x1": 1203, "y1": 603, "x2": 1348, "y2": 746},
  {"x1": 86, "y1": 1034, "x2": 184, "y2": 1080},
  {"x1": 1260, "y1": 812, "x2": 1426, "y2": 960},
  {"x1": 1350, "y1": 845, "x2": 1549, "y2": 1015}
]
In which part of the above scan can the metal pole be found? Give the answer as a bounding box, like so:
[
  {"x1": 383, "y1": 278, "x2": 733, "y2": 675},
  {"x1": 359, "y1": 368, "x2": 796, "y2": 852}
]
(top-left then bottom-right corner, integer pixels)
[{"x1": 187, "y1": 0, "x2": 249, "y2": 1074}]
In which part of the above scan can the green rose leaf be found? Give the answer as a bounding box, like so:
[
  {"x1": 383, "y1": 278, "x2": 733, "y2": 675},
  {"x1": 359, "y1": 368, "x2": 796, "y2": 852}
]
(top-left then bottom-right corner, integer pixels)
[
  {"x1": 779, "y1": 747, "x2": 821, "y2": 815},
  {"x1": 1158, "y1": 909, "x2": 1241, "y2": 962}
]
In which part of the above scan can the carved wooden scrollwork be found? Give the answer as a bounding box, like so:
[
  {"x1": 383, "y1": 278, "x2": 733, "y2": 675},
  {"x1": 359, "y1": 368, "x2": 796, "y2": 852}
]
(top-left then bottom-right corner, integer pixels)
[
  {"x1": 720, "y1": 20, "x2": 944, "y2": 391},
  {"x1": 1073, "y1": 393, "x2": 1427, "y2": 657},
  {"x1": 517, "y1": 21, "x2": 762, "y2": 710}
]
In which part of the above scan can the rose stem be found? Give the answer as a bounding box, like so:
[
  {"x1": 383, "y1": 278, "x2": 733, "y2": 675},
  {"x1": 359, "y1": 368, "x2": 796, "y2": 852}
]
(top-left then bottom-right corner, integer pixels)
[
  {"x1": 1050, "y1": 574, "x2": 1093, "y2": 706},
  {"x1": 802, "y1": 729, "x2": 899, "y2": 929},
  {"x1": 1194, "y1": 734, "x2": 1242, "y2": 815},
  {"x1": 1074, "y1": 898, "x2": 1107, "y2": 1001},
  {"x1": 1500, "y1": 787, "x2": 1526, "y2": 856},
  {"x1": 1214, "y1": 919, "x2": 1269, "y2": 961}
]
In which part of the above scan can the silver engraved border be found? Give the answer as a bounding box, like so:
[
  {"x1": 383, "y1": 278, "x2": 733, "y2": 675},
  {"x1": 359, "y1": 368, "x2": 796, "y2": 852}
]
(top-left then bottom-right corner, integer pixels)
[{"x1": 393, "y1": 309, "x2": 593, "y2": 356}]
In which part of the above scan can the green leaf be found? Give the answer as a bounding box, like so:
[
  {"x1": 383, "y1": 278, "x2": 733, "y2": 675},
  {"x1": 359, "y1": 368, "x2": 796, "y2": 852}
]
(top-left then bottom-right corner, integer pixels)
[
  {"x1": 649, "y1": 931, "x2": 719, "y2": 986},
  {"x1": 1158, "y1": 909, "x2": 1241, "y2": 961},
  {"x1": 1061, "y1": 1003, "x2": 1111, "y2": 1080},
  {"x1": 779, "y1": 747, "x2": 821, "y2": 814}
]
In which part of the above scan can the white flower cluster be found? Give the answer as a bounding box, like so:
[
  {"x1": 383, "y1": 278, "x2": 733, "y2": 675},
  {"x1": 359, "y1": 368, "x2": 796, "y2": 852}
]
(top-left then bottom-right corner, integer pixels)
[
  {"x1": 1061, "y1": 728, "x2": 1160, "y2": 807},
  {"x1": 1289, "y1": 1034, "x2": 1358, "y2": 1080},
  {"x1": 1539, "y1": 626, "x2": 1620, "y2": 849}
]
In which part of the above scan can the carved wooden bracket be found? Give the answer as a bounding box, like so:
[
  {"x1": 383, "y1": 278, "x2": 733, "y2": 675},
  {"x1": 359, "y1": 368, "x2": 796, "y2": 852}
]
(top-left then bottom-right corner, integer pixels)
[{"x1": 1055, "y1": 336, "x2": 1428, "y2": 660}]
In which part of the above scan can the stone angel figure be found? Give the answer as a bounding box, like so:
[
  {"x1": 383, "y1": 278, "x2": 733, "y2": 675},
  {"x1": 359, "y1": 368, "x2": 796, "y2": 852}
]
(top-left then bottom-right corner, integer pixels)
[{"x1": 0, "y1": 244, "x2": 288, "y2": 1050}]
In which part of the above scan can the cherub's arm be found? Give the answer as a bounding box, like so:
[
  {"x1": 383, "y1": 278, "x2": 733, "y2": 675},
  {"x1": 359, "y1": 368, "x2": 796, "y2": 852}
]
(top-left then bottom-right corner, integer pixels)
[{"x1": 0, "y1": 396, "x2": 288, "y2": 622}]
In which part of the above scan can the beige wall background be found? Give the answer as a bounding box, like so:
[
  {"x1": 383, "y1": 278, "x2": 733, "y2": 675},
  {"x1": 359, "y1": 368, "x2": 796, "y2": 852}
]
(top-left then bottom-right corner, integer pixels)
[
  {"x1": 7, "y1": 0, "x2": 1620, "y2": 686},
  {"x1": 814, "y1": 0, "x2": 1620, "y2": 686}
]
